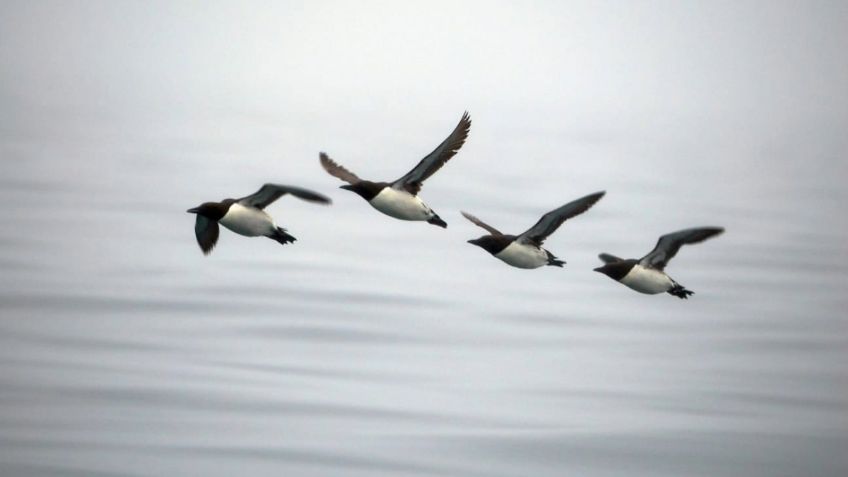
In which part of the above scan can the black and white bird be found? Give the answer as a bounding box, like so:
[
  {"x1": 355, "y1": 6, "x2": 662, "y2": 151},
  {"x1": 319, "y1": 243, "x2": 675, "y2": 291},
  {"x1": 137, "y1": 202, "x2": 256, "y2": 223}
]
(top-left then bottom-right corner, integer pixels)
[
  {"x1": 186, "y1": 184, "x2": 331, "y2": 255},
  {"x1": 462, "y1": 191, "x2": 605, "y2": 269},
  {"x1": 319, "y1": 112, "x2": 471, "y2": 228},
  {"x1": 593, "y1": 227, "x2": 724, "y2": 298}
]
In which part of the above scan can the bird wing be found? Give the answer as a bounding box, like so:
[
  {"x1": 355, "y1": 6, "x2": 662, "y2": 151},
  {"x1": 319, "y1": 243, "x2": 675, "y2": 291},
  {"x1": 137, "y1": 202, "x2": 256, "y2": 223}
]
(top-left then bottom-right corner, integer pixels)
[
  {"x1": 461, "y1": 211, "x2": 503, "y2": 236},
  {"x1": 517, "y1": 191, "x2": 605, "y2": 245},
  {"x1": 639, "y1": 227, "x2": 724, "y2": 270},
  {"x1": 598, "y1": 253, "x2": 624, "y2": 264},
  {"x1": 236, "y1": 183, "x2": 331, "y2": 210},
  {"x1": 392, "y1": 112, "x2": 471, "y2": 195},
  {"x1": 320, "y1": 152, "x2": 361, "y2": 184},
  {"x1": 194, "y1": 215, "x2": 220, "y2": 255}
]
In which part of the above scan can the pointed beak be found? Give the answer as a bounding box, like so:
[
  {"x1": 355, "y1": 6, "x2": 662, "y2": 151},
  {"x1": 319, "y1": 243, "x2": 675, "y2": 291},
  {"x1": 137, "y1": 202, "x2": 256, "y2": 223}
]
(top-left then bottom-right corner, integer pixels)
[
  {"x1": 186, "y1": 207, "x2": 199, "y2": 214},
  {"x1": 593, "y1": 266, "x2": 604, "y2": 273},
  {"x1": 467, "y1": 239, "x2": 477, "y2": 245},
  {"x1": 339, "y1": 184, "x2": 353, "y2": 191}
]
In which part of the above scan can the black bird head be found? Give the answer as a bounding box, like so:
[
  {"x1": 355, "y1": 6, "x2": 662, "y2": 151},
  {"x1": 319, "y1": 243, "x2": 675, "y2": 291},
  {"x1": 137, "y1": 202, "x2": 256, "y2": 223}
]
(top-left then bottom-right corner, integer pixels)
[
  {"x1": 339, "y1": 181, "x2": 384, "y2": 201},
  {"x1": 186, "y1": 201, "x2": 230, "y2": 221},
  {"x1": 593, "y1": 260, "x2": 636, "y2": 281},
  {"x1": 467, "y1": 235, "x2": 508, "y2": 256}
]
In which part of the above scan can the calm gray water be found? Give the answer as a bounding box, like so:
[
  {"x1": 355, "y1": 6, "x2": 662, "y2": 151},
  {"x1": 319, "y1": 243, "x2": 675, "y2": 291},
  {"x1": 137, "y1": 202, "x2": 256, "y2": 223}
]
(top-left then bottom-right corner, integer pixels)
[{"x1": 2, "y1": 2, "x2": 847, "y2": 476}]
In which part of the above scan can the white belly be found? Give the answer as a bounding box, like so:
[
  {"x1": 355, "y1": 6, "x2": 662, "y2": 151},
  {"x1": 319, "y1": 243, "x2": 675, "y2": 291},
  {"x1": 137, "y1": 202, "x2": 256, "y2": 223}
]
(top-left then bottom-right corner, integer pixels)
[
  {"x1": 494, "y1": 242, "x2": 549, "y2": 269},
  {"x1": 369, "y1": 187, "x2": 434, "y2": 221},
  {"x1": 219, "y1": 203, "x2": 276, "y2": 236},
  {"x1": 620, "y1": 264, "x2": 674, "y2": 294}
]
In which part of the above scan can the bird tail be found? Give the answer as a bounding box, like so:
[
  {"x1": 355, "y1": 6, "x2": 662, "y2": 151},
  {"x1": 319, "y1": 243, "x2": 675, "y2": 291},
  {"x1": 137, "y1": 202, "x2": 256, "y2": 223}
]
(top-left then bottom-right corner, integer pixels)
[
  {"x1": 668, "y1": 284, "x2": 693, "y2": 299},
  {"x1": 546, "y1": 250, "x2": 565, "y2": 267},
  {"x1": 427, "y1": 214, "x2": 447, "y2": 228},
  {"x1": 269, "y1": 227, "x2": 297, "y2": 245}
]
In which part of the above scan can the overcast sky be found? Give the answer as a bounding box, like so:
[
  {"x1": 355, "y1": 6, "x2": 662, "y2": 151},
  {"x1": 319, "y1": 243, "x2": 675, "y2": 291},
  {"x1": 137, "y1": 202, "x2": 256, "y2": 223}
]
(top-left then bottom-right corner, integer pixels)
[
  {"x1": 3, "y1": 1, "x2": 847, "y2": 137},
  {"x1": 1, "y1": 2, "x2": 845, "y2": 216}
]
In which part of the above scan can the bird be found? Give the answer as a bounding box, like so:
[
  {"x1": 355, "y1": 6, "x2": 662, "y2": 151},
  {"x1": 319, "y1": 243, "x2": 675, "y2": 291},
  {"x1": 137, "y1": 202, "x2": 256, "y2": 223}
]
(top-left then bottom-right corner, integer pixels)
[
  {"x1": 462, "y1": 191, "x2": 605, "y2": 269},
  {"x1": 593, "y1": 227, "x2": 724, "y2": 298},
  {"x1": 186, "y1": 183, "x2": 331, "y2": 255},
  {"x1": 319, "y1": 112, "x2": 471, "y2": 228}
]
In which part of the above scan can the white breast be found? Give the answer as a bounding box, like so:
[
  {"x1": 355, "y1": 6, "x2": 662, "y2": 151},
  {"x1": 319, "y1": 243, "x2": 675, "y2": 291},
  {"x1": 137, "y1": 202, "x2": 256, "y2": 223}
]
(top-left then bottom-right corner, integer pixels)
[
  {"x1": 494, "y1": 241, "x2": 549, "y2": 269},
  {"x1": 369, "y1": 187, "x2": 434, "y2": 221},
  {"x1": 219, "y1": 203, "x2": 276, "y2": 237},
  {"x1": 620, "y1": 264, "x2": 674, "y2": 294}
]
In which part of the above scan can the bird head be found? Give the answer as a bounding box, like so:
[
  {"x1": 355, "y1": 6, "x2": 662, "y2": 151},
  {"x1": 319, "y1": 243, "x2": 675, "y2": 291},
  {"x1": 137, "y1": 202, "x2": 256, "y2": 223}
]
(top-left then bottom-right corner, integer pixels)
[
  {"x1": 339, "y1": 181, "x2": 382, "y2": 201},
  {"x1": 467, "y1": 236, "x2": 502, "y2": 255},
  {"x1": 186, "y1": 202, "x2": 228, "y2": 220},
  {"x1": 593, "y1": 261, "x2": 633, "y2": 280}
]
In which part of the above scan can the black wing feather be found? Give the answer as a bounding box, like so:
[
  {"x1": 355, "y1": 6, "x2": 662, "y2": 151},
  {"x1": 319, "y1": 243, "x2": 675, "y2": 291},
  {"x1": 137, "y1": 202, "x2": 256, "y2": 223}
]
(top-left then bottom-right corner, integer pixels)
[
  {"x1": 237, "y1": 183, "x2": 331, "y2": 210},
  {"x1": 639, "y1": 227, "x2": 724, "y2": 270},
  {"x1": 194, "y1": 215, "x2": 219, "y2": 255},
  {"x1": 320, "y1": 152, "x2": 361, "y2": 185},
  {"x1": 518, "y1": 191, "x2": 605, "y2": 245},
  {"x1": 598, "y1": 253, "x2": 623, "y2": 264},
  {"x1": 393, "y1": 112, "x2": 471, "y2": 195},
  {"x1": 460, "y1": 211, "x2": 503, "y2": 236}
]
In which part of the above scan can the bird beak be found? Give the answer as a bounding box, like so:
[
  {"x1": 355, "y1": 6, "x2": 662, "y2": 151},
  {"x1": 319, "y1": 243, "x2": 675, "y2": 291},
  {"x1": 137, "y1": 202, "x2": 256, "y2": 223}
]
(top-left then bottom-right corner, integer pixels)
[
  {"x1": 339, "y1": 184, "x2": 353, "y2": 191},
  {"x1": 467, "y1": 239, "x2": 477, "y2": 245},
  {"x1": 186, "y1": 207, "x2": 199, "y2": 214},
  {"x1": 593, "y1": 266, "x2": 604, "y2": 273}
]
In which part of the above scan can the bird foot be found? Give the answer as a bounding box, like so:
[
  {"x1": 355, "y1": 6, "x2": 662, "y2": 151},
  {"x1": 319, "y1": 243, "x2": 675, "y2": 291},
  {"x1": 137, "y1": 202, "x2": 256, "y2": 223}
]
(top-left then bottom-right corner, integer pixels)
[
  {"x1": 271, "y1": 228, "x2": 297, "y2": 245},
  {"x1": 546, "y1": 250, "x2": 565, "y2": 267},
  {"x1": 668, "y1": 284, "x2": 694, "y2": 299}
]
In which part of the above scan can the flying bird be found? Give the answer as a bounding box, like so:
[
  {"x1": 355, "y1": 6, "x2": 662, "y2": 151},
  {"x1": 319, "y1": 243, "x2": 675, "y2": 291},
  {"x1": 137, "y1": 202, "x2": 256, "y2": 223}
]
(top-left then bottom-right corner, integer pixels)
[
  {"x1": 319, "y1": 112, "x2": 471, "y2": 228},
  {"x1": 186, "y1": 183, "x2": 331, "y2": 255},
  {"x1": 463, "y1": 191, "x2": 605, "y2": 269},
  {"x1": 593, "y1": 227, "x2": 724, "y2": 298}
]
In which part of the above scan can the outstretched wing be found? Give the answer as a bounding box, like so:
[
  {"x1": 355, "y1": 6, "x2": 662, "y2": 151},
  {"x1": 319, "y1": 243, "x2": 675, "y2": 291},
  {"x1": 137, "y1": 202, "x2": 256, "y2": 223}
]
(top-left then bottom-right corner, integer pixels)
[
  {"x1": 517, "y1": 191, "x2": 605, "y2": 245},
  {"x1": 393, "y1": 112, "x2": 471, "y2": 195},
  {"x1": 194, "y1": 215, "x2": 220, "y2": 255},
  {"x1": 598, "y1": 253, "x2": 623, "y2": 264},
  {"x1": 320, "y1": 152, "x2": 361, "y2": 184},
  {"x1": 640, "y1": 227, "x2": 724, "y2": 270},
  {"x1": 461, "y1": 211, "x2": 503, "y2": 236},
  {"x1": 237, "y1": 183, "x2": 331, "y2": 210}
]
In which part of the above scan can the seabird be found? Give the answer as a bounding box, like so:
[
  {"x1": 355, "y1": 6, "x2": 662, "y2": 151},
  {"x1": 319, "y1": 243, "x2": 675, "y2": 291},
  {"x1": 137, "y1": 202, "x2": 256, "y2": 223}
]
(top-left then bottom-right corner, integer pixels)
[
  {"x1": 319, "y1": 112, "x2": 471, "y2": 228},
  {"x1": 593, "y1": 227, "x2": 724, "y2": 298},
  {"x1": 463, "y1": 191, "x2": 605, "y2": 269},
  {"x1": 186, "y1": 183, "x2": 330, "y2": 255}
]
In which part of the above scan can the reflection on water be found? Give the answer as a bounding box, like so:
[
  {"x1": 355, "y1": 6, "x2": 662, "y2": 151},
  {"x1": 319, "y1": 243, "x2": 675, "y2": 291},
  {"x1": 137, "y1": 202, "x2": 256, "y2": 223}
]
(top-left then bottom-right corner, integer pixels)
[{"x1": 1, "y1": 110, "x2": 846, "y2": 477}]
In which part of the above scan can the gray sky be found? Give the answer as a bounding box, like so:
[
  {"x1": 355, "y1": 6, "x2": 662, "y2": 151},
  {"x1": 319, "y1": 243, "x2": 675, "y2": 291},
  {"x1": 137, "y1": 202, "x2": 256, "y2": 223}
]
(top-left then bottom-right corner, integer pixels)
[
  {"x1": 3, "y1": 1, "x2": 847, "y2": 133},
  {"x1": 3, "y1": 1, "x2": 847, "y2": 212}
]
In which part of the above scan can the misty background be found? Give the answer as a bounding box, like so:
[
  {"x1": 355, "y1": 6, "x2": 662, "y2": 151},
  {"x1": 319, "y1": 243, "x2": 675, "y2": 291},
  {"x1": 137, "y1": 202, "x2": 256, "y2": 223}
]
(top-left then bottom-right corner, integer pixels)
[{"x1": 1, "y1": 1, "x2": 847, "y2": 476}]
